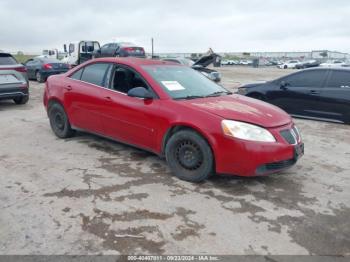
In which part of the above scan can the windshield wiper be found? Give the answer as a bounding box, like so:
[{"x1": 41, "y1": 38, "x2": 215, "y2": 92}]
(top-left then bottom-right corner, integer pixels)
[
  {"x1": 205, "y1": 91, "x2": 232, "y2": 97},
  {"x1": 174, "y1": 95, "x2": 205, "y2": 100}
]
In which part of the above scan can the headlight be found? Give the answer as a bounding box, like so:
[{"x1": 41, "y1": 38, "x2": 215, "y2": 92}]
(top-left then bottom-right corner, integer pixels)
[{"x1": 221, "y1": 120, "x2": 276, "y2": 142}]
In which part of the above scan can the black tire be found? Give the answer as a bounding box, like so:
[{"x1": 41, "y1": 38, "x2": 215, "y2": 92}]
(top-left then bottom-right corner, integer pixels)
[
  {"x1": 48, "y1": 103, "x2": 75, "y2": 138},
  {"x1": 284, "y1": 65, "x2": 288, "y2": 69},
  {"x1": 13, "y1": 96, "x2": 29, "y2": 105},
  {"x1": 36, "y1": 71, "x2": 44, "y2": 83},
  {"x1": 165, "y1": 129, "x2": 214, "y2": 182}
]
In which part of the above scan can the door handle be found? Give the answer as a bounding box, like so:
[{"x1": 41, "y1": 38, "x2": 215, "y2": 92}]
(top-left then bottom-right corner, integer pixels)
[
  {"x1": 310, "y1": 90, "x2": 319, "y2": 95},
  {"x1": 64, "y1": 85, "x2": 72, "y2": 91},
  {"x1": 104, "y1": 96, "x2": 113, "y2": 101}
]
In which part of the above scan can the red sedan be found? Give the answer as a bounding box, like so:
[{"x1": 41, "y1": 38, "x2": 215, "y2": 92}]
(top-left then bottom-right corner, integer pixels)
[{"x1": 43, "y1": 58, "x2": 304, "y2": 182}]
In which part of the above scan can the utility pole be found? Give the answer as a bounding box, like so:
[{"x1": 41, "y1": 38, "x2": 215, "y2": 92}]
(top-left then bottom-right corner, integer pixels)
[{"x1": 151, "y1": 38, "x2": 154, "y2": 58}]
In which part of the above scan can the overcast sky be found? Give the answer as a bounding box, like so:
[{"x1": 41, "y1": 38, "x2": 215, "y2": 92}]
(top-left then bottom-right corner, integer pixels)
[{"x1": 1, "y1": 0, "x2": 349, "y2": 54}]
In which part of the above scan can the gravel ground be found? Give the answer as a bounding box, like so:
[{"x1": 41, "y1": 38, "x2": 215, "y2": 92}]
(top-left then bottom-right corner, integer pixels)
[{"x1": 0, "y1": 66, "x2": 349, "y2": 255}]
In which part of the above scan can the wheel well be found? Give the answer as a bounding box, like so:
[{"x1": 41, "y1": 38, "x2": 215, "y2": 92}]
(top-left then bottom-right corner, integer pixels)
[
  {"x1": 48, "y1": 98, "x2": 62, "y2": 109},
  {"x1": 161, "y1": 125, "x2": 214, "y2": 156}
]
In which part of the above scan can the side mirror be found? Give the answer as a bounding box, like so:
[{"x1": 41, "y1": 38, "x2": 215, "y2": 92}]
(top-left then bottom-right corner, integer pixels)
[
  {"x1": 280, "y1": 81, "x2": 289, "y2": 89},
  {"x1": 63, "y1": 44, "x2": 67, "y2": 53},
  {"x1": 127, "y1": 87, "x2": 154, "y2": 99}
]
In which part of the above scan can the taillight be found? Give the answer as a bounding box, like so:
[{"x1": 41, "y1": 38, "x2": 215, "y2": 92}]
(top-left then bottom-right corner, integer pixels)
[
  {"x1": 123, "y1": 47, "x2": 135, "y2": 52},
  {"x1": 14, "y1": 66, "x2": 27, "y2": 73},
  {"x1": 42, "y1": 64, "x2": 53, "y2": 70}
]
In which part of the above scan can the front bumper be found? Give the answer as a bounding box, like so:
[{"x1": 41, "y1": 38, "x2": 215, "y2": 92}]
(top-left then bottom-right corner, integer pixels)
[{"x1": 213, "y1": 122, "x2": 303, "y2": 177}]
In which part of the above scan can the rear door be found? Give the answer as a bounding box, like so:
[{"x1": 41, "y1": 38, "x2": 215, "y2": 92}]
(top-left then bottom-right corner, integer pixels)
[
  {"x1": 64, "y1": 62, "x2": 112, "y2": 134},
  {"x1": 320, "y1": 70, "x2": 350, "y2": 122},
  {"x1": 268, "y1": 69, "x2": 328, "y2": 116}
]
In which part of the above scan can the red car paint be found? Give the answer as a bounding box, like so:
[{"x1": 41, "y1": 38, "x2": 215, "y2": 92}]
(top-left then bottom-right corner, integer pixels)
[{"x1": 44, "y1": 57, "x2": 303, "y2": 177}]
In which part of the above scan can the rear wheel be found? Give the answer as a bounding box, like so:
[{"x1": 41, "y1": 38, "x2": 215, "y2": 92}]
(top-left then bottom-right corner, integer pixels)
[
  {"x1": 13, "y1": 96, "x2": 29, "y2": 105},
  {"x1": 36, "y1": 71, "x2": 44, "y2": 83},
  {"x1": 165, "y1": 130, "x2": 214, "y2": 182},
  {"x1": 48, "y1": 103, "x2": 75, "y2": 138},
  {"x1": 284, "y1": 65, "x2": 288, "y2": 69}
]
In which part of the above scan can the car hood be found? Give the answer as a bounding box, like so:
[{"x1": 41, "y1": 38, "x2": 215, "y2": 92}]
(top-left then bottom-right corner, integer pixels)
[
  {"x1": 179, "y1": 95, "x2": 292, "y2": 128},
  {"x1": 193, "y1": 53, "x2": 219, "y2": 67},
  {"x1": 242, "y1": 82, "x2": 266, "y2": 88}
]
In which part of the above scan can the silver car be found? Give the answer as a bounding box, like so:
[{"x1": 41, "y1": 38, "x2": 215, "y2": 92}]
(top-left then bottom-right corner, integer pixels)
[{"x1": 0, "y1": 52, "x2": 29, "y2": 104}]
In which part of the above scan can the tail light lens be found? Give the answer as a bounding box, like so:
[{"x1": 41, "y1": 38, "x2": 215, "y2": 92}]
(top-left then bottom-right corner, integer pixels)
[
  {"x1": 123, "y1": 47, "x2": 135, "y2": 52},
  {"x1": 42, "y1": 64, "x2": 53, "y2": 70}
]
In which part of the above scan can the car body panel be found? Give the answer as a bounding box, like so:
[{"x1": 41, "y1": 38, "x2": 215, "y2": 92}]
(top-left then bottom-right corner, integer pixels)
[
  {"x1": 0, "y1": 53, "x2": 29, "y2": 101},
  {"x1": 240, "y1": 68, "x2": 350, "y2": 123},
  {"x1": 25, "y1": 57, "x2": 69, "y2": 81},
  {"x1": 44, "y1": 57, "x2": 303, "y2": 177}
]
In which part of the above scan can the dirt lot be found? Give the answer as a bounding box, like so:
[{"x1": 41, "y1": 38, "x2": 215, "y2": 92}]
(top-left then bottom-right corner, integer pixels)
[{"x1": 0, "y1": 66, "x2": 349, "y2": 255}]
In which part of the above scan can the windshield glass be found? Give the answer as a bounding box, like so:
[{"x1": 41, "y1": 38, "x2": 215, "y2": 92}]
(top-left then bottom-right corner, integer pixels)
[
  {"x1": 143, "y1": 65, "x2": 229, "y2": 99},
  {"x1": 181, "y1": 59, "x2": 195, "y2": 66}
]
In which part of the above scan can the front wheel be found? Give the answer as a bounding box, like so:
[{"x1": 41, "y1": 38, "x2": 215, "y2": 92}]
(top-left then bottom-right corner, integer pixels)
[
  {"x1": 48, "y1": 103, "x2": 75, "y2": 138},
  {"x1": 165, "y1": 130, "x2": 214, "y2": 182}
]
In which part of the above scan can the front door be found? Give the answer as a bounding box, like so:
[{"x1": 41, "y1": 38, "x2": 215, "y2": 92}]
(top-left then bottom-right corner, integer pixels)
[
  {"x1": 99, "y1": 65, "x2": 160, "y2": 151},
  {"x1": 269, "y1": 69, "x2": 328, "y2": 117}
]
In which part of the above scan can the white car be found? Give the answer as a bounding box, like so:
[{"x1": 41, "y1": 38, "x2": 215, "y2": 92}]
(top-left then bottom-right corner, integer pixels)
[
  {"x1": 239, "y1": 60, "x2": 252, "y2": 65},
  {"x1": 320, "y1": 60, "x2": 346, "y2": 68},
  {"x1": 278, "y1": 60, "x2": 300, "y2": 69}
]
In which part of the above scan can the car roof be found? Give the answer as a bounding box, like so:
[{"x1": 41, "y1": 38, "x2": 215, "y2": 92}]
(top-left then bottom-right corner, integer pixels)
[
  {"x1": 90, "y1": 57, "x2": 183, "y2": 67},
  {"x1": 302, "y1": 67, "x2": 350, "y2": 71}
]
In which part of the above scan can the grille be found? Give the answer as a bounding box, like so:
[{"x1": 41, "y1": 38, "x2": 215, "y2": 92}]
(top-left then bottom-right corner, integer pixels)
[
  {"x1": 280, "y1": 127, "x2": 299, "y2": 145},
  {"x1": 256, "y1": 158, "x2": 296, "y2": 175}
]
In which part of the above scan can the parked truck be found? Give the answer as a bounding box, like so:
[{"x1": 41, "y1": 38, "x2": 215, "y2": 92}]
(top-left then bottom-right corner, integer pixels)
[{"x1": 61, "y1": 41, "x2": 100, "y2": 66}]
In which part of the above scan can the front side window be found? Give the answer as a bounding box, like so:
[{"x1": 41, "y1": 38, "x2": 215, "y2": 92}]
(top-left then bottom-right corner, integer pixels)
[
  {"x1": 142, "y1": 65, "x2": 229, "y2": 99},
  {"x1": 70, "y1": 68, "x2": 84, "y2": 80},
  {"x1": 80, "y1": 63, "x2": 111, "y2": 86},
  {"x1": 69, "y1": 44, "x2": 74, "y2": 54},
  {"x1": 282, "y1": 70, "x2": 327, "y2": 88},
  {"x1": 110, "y1": 66, "x2": 149, "y2": 94},
  {"x1": 327, "y1": 71, "x2": 350, "y2": 88}
]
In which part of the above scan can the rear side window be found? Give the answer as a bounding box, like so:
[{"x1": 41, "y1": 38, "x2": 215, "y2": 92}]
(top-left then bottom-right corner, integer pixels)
[
  {"x1": 283, "y1": 70, "x2": 327, "y2": 87},
  {"x1": 0, "y1": 54, "x2": 18, "y2": 65},
  {"x1": 327, "y1": 71, "x2": 350, "y2": 88},
  {"x1": 70, "y1": 68, "x2": 84, "y2": 80},
  {"x1": 80, "y1": 63, "x2": 110, "y2": 86}
]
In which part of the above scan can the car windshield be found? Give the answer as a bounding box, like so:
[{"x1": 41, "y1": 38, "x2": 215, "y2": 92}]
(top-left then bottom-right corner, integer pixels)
[
  {"x1": 142, "y1": 65, "x2": 230, "y2": 99},
  {"x1": 180, "y1": 59, "x2": 195, "y2": 66}
]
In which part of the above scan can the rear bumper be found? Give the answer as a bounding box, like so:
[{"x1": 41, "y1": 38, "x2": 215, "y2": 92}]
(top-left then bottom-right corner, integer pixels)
[
  {"x1": 41, "y1": 70, "x2": 68, "y2": 78},
  {"x1": 0, "y1": 83, "x2": 29, "y2": 100},
  {"x1": 213, "y1": 122, "x2": 304, "y2": 177}
]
